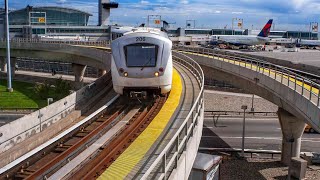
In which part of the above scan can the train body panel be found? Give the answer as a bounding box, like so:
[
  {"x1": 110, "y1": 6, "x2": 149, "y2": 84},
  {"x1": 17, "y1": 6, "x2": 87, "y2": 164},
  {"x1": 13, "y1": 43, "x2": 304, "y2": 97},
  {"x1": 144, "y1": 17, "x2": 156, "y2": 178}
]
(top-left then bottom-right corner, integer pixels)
[{"x1": 111, "y1": 28, "x2": 173, "y2": 96}]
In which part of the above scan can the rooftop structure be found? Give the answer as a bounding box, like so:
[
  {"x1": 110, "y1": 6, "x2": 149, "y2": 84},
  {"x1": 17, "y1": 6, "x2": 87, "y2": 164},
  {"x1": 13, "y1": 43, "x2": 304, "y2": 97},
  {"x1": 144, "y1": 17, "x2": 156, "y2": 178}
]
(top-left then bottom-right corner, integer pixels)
[{"x1": 0, "y1": 6, "x2": 92, "y2": 26}]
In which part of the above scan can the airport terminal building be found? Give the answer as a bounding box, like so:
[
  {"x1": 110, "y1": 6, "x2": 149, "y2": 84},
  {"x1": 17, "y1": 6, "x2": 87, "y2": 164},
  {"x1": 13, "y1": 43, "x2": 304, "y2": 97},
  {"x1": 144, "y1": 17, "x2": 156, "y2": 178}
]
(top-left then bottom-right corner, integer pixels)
[
  {"x1": 0, "y1": 5, "x2": 318, "y2": 42},
  {"x1": 0, "y1": 6, "x2": 110, "y2": 40}
]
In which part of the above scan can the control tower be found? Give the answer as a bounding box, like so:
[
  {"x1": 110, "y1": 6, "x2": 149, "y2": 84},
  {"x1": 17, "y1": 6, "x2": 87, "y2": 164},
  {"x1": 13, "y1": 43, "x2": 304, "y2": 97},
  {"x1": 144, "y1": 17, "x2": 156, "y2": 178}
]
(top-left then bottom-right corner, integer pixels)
[{"x1": 99, "y1": 0, "x2": 118, "y2": 26}]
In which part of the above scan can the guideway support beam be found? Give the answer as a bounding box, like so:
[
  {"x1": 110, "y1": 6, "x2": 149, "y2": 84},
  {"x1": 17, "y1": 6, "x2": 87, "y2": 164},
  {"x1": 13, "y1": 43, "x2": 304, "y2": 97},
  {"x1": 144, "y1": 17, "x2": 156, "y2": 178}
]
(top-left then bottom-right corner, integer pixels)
[
  {"x1": 277, "y1": 108, "x2": 306, "y2": 166},
  {"x1": 72, "y1": 63, "x2": 87, "y2": 89}
]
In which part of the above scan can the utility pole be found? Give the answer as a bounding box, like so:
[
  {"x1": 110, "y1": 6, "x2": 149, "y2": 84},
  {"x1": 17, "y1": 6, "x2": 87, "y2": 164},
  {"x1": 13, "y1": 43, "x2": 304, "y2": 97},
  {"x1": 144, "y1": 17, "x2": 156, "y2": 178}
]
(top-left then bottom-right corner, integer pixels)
[{"x1": 5, "y1": 0, "x2": 13, "y2": 92}]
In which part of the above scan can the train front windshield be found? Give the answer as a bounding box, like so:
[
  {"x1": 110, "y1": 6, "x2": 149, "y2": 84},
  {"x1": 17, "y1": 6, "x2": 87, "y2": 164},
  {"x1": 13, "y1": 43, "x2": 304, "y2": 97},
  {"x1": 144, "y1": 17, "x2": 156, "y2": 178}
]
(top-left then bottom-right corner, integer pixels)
[{"x1": 125, "y1": 43, "x2": 158, "y2": 67}]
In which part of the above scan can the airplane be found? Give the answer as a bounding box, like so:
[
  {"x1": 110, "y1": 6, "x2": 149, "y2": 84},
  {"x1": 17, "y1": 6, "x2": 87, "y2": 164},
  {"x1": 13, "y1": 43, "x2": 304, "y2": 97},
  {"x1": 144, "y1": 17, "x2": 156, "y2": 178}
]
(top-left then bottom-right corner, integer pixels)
[
  {"x1": 296, "y1": 39, "x2": 320, "y2": 48},
  {"x1": 210, "y1": 19, "x2": 273, "y2": 46}
]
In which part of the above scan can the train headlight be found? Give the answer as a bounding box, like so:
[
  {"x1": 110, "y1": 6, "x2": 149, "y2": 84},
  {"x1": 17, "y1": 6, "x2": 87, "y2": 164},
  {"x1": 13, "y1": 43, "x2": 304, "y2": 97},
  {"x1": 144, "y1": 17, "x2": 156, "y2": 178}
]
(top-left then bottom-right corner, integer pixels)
[
  {"x1": 154, "y1": 71, "x2": 159, "y2": 77},
  {"x1": 119, "y1": 68, "x2": 124, "y2": 73},
  {"x1": 159, "y1": 67, "x2": 164, "y2": 72},
  {"x1": 124, "y1": 72, "x2": 128, "y2": 77}
]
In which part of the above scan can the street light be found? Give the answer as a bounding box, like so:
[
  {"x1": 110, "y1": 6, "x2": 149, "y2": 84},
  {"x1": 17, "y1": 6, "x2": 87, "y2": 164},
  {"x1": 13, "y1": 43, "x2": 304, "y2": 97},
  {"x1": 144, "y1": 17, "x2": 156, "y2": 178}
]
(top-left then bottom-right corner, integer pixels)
[
  {"x1": 5, "y1": 0, "x2": 13, "y2": 92},
  {"x1": 241, "y1": 105, "x2": 248, "y2": 157}
]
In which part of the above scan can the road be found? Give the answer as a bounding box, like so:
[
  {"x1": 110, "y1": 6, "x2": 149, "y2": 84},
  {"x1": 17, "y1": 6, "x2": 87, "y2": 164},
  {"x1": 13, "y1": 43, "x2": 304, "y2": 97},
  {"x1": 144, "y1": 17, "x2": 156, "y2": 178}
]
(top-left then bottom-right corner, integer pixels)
[{"x1": 200, "y1": 116, "x2": 320, "y2": 153}]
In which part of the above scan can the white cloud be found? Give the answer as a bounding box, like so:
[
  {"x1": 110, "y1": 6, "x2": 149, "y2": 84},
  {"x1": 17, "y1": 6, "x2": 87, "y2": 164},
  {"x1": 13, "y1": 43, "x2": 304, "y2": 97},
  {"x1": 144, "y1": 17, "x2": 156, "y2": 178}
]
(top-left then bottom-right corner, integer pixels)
[
  {"x1": 180, "y1": 0, "x2": 189, "y2": 4},
  {"x1": 140, "y1": 0, "x2": 149, "y2": 4}
]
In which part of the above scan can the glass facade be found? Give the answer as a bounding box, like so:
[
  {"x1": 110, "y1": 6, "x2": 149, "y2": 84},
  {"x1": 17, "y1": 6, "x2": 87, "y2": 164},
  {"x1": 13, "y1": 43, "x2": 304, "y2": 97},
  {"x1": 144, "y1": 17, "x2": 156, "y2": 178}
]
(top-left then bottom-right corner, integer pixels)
[{"x1": 6, "y1": 6, "x2": 91, "y2": 26}]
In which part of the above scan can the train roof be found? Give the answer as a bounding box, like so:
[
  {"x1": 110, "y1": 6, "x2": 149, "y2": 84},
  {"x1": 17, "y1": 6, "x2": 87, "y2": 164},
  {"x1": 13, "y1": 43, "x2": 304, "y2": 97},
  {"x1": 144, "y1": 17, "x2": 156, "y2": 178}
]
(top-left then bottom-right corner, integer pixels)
[{"x1": 124, "y1": 27, "x2": 169, "y2": 39}]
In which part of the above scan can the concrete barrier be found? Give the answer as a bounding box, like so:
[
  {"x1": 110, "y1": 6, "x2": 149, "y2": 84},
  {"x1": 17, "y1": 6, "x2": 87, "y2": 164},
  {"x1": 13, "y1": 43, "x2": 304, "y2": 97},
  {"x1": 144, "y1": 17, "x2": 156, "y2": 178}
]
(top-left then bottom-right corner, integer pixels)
[{"x1": 0, "y1": 72, "x2": 111, "y2": 153}]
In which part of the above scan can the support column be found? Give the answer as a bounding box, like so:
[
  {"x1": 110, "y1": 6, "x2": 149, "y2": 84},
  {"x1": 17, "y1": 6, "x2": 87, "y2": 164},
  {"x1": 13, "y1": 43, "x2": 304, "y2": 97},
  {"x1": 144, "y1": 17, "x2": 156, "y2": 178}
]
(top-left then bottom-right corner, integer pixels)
[
  {"x1": 10, "y1": 57, "x2": 16, "y2": 78},
  {"x1": 278, "y1": 108, "x2": 306, "y2": 166},
  {"x1": 98, "y1": 69, "x2": 107, "y2": 77},
  {"x1": 0, "y1": 57, "x2": 7, "y2": 72},
  {"x1": 72, "y1": 63, "x2": 86, "y2": 90}
]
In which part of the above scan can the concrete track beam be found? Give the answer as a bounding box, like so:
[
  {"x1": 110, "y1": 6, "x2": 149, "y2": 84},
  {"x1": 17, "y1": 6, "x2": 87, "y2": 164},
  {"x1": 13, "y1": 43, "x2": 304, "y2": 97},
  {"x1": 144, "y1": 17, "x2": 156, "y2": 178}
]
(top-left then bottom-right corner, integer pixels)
[
  {"x1": 278, "y1": 108, "x2": 306, "y2": 166},
  {"x1": 72, "y1": 63, "x2": 87, "y2": 89}
]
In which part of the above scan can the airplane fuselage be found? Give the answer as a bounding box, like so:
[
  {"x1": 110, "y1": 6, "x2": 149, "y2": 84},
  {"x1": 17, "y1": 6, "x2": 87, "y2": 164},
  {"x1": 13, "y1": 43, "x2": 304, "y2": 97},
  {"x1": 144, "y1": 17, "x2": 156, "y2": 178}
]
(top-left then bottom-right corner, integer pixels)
[{"x1": 211, "y1": 35, "x2": 268, "y2": 46}]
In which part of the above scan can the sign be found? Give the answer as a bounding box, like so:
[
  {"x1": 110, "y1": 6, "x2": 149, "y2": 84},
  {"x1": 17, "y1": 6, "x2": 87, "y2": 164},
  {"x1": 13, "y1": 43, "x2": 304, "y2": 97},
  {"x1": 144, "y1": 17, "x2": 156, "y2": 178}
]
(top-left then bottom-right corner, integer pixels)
[
  {"x1": 238, "y1": 22, "x2": 242, "y2": 28},
  {"x1": 38, "y1": 17, "x2": 46, "y2": 23},
  {"x1": 154, "y1": 19, "x2": 161, "y2": 25},
  {"x1": 312, "y1": 24, "x2": 318, "y2": 32}
]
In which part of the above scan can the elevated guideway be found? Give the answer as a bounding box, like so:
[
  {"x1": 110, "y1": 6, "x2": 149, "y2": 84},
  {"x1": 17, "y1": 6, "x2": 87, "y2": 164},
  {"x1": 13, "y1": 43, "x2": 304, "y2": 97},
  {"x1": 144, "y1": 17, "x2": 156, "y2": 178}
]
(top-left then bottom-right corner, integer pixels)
[
  {"x1": 2, "y1": 39, "x2": 318, "y2": 177},
  {"x1": 0, "y1": 42, "x2": 204, "y2": 180},
  {"x1": 174, "y1": 46, "x2": 320, "y2": 165}
]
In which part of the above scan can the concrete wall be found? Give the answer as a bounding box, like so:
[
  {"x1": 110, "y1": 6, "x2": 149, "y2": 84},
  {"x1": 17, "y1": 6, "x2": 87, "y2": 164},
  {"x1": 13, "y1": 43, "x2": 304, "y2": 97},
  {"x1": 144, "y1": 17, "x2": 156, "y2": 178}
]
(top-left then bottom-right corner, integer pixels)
[
  {"x1": 173, "y1": 51, "x2": 320, "y2": 132},
  {"x1": 168, "y1": 108, "x2": 204, "y2": 180},
  {"x1": 0, "y1": 42, "x2": 111, "y2": 71},
  {"x1": 0, "y1": 73, "x2": 111, "y2": 153}
]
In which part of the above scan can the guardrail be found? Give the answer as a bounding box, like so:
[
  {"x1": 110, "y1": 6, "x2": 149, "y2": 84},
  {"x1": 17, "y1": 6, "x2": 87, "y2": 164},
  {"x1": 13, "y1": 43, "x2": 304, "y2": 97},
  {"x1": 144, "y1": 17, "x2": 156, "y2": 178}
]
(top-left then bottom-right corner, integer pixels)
[
  {"x1": 0, "y1": 38, "x2": 110, "y2": 47},
  {"x1": 141, "y1": 54, "x2": 204, "y2": 179},
  {"x1": 175, "y1": 46, "x2": 320, "y2": 107},
  {"x1": 204, "y1": 111, "x2": 277, "y2": 116}
]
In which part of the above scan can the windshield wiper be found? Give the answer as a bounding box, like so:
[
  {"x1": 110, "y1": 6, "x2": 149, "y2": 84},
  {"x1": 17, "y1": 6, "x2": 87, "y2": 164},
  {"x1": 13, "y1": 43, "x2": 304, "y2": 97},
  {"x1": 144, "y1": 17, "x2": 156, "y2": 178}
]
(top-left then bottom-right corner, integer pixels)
[{"x1": 141, "y1": 58, "x2": 152, "y2": 71}]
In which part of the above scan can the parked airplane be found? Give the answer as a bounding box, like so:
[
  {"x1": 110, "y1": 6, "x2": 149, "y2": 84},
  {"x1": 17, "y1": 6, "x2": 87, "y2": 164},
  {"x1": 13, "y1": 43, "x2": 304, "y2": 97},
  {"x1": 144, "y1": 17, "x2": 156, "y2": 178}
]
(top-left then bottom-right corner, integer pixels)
[
  {"x1": 296, "y1": 39, "x2": 320, "y2": 48},
  {"x1": 210, "y1": 19, "x2": 273, "y2": 46}
]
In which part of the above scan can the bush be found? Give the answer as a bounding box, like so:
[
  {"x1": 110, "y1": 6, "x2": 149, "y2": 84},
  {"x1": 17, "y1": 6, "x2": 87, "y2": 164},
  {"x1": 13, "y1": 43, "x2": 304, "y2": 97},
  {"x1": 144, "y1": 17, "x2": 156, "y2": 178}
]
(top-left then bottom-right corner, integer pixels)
[
  {"x1": 34, "y1": 81, "x2": 51, "y2": 99},
  {"x1": 54, "y1": 78, "x2": 71, "y2": 99}
]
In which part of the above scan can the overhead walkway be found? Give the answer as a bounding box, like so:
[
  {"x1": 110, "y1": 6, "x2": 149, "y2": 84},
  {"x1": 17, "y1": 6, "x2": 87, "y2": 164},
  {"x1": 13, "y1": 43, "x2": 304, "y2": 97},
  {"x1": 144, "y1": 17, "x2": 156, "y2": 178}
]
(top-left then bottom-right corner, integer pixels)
[{"x1": 174, "y1": 46, "x2": 320, "y2": 165}]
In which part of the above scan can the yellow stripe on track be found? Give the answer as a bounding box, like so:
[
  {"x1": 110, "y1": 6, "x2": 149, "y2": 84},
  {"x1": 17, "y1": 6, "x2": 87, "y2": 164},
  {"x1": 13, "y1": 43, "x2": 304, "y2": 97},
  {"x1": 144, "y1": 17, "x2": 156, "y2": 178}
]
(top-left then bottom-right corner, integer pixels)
[
  {"x1": 98, "y1": 69, "x2": 183, "y2": 180},
  {"x1": 177, "y1": 50, "x2": 320, "y2": 95}
]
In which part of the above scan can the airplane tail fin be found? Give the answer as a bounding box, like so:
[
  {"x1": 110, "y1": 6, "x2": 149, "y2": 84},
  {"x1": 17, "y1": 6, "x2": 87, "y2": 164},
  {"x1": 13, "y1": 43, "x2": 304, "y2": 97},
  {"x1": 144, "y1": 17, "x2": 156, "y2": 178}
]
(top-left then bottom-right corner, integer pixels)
[{"x1": 257, "y1": 19, "x2": 273, "y2": 37}]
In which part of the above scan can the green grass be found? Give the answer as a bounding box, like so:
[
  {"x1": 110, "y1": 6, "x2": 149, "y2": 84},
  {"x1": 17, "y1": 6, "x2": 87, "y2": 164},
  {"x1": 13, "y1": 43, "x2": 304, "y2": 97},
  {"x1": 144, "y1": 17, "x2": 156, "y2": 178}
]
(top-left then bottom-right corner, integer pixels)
[{"x1": 0, "y1": 79, "x2": 47, "y2": 109}]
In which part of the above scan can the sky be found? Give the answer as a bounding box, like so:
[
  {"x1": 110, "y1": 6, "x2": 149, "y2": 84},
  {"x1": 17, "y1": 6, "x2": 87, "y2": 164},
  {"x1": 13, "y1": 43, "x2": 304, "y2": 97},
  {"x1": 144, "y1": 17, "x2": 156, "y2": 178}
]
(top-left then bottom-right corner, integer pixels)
[{"x1": 1, "y1": 0, "x2": 320, "y2": 31}]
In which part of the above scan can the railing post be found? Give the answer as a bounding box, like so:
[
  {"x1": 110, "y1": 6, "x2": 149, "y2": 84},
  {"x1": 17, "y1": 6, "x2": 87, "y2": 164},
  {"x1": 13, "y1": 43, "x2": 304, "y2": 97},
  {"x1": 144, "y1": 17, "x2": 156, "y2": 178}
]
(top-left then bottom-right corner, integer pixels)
[
  {"x1": 294, "y1": 74, "x2": 297, "y2": 91},
  {"x1": 317, "y1": 89, "x2": 320, "y2": 107},
  {"x1": 287, "y1": 72, "x2": 290, "y2": 86},
  {"x1": 281, "y1": 69, "x2": 283, "y2": 84},
  {"x1": 309, "y1": 82, "x2": 313, "y2": 100},
  {"x1": 162, "y1": 154, "x2": 166, "y2": 179},
  {"x1": 302, "y1": 79, "x2": 305, "y2": 96}
]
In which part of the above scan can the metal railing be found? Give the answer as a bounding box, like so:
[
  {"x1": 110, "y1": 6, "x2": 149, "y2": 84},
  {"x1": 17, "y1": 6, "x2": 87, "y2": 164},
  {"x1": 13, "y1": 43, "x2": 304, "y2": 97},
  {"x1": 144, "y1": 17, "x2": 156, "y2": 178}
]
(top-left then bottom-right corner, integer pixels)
[
  {"x1": 175, "y1": 46, "x2": 320, "y2": 107},
  {"x1": 141, "y1": 53, "x2": 204, "y2": 179},
  {"x1": 0, "y1": 38, "x2": 110, "y2": 47}
]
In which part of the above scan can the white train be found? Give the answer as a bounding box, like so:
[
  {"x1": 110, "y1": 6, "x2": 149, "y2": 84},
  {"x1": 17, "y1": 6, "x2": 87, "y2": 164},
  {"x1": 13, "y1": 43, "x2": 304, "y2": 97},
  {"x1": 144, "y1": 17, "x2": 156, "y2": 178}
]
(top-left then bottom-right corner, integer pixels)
[{"x1": 111, "y1": 28, "x2": 173, "y2": 97}]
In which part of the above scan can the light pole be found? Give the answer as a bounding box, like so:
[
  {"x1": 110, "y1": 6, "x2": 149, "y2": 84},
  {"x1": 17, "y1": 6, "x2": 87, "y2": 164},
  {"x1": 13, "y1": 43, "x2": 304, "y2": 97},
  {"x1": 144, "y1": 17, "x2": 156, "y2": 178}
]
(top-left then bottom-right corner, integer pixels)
[
  {"x1": 5, "y1": 0, "x2": 13, "y2": 92},
  {"x1": 241, "y1": 105, "x2": 247, "y2": 157}
]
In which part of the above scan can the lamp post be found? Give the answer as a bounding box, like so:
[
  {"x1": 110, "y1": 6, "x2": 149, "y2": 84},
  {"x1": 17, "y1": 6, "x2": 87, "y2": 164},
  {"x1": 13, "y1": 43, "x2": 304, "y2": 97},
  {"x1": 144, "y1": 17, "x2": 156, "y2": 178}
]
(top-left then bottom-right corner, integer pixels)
[
  {"x1": 5, "y1": 0, "x2": 13, "y2": 92},
  {"x1": 241, "y1": 105, "x2": 248, "y2": 157}
]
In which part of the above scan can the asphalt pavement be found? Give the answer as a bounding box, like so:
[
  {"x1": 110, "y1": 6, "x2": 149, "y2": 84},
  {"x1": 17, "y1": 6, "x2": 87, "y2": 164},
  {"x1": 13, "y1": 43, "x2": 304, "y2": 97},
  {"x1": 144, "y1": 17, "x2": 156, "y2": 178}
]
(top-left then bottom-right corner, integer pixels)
[{"x1": 200, "y1": 116, "x2": 320, "y2": 153}]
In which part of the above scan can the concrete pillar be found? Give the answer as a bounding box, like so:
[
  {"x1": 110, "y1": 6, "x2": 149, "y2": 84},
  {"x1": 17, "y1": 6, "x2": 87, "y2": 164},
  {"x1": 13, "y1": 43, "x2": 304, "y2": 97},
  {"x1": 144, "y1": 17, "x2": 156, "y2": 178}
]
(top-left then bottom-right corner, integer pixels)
[
  {"x1": 98, "y1": 69, "x2": 107, "y2": 77},
  {"x1": 72, "y1": 63, "x2": 86, "y2": 89},
  {"x1": 0, "y1": 57, "x2": 15, "y2": 77},
  {"x1": 10, "y1": 57, "x2": 16, "y2": 78},
  {"x1": 0, "y1": 57, "x2": 7, "y2": 72},
  {"x1": 277, "y1": 108, "x2": 306, "y2": 166}
]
